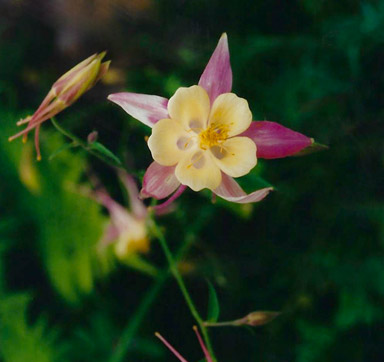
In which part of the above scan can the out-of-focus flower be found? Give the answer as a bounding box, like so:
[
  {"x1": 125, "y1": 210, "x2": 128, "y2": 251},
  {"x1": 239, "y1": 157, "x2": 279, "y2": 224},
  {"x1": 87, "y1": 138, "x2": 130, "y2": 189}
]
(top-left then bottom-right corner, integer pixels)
[
  {"x1": 9, "y1": 52, "x2": 110, "y2": 160},
  {"x1": 93, "y1": 171, "x2": 149, "y2": 261},
  {"x1": 109, "y1": 33, "x2": 315, "y2": 205},
  {"x1": 155, "y1": 326, "x2": 213, "y2": 362}
]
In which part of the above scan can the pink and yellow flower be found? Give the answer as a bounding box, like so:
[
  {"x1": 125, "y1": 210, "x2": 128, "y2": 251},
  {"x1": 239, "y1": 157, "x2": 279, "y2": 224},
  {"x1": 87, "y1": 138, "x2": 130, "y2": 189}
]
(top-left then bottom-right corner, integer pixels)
[
  {"x1": 9, "y1": 52, "x2": 110, "y2": 160},
  {"x1": 108, "y1": 34, "x2": 313, "y2": 204},
  {"x1": 93, "y1": 171, "x2": 149, "y2": 260}
]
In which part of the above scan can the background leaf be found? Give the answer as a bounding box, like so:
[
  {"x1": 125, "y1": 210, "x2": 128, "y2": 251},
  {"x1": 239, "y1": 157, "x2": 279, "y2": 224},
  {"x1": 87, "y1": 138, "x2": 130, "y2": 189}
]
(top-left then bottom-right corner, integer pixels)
[{"x1": 206, "y1": 281, "x2": 220, "y2": 323}]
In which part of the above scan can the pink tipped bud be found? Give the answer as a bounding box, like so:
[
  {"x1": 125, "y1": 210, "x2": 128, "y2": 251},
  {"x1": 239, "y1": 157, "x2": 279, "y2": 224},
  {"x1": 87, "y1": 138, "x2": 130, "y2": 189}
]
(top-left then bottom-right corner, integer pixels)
[
  {"x1": 87, "y1": 130, "x2": 98, "y2": 144},
  {"x1": 234, "y1": 311, "x2": 280, "y2": 327},
  {"x1": 9, "y1": 52, "x2": 110, "y2": 159},
  {"x1": 55, "y1": 51, "x2": 110, "y2": 105}
]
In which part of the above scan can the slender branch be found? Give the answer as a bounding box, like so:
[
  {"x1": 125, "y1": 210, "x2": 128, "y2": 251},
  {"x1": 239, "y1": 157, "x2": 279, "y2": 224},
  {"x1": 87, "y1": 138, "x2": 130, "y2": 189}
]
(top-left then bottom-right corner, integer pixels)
[
  {"x1": 109, "y1": 233, "x2": 194, "y2": 362},
  {"x1": 50, "y1": 117, "x2": 135, "y2": 173},
  {"x1": 149, "y1": 219, "x2": 217, "y2": 362},
  {"x1": 203, "y1": 321, "x2": 238, "y2": 327}
]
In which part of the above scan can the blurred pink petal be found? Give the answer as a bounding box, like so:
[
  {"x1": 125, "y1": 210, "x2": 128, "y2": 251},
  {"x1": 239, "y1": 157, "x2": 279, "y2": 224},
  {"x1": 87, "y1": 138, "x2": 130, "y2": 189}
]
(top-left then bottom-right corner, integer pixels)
[
  {"x1": 140, "y1": 162, "x2": 180, "y2": 200},
  {"x1": 118, "y1": 170, "x2": 147, "y2": 219},
  {"x1": 94, "y1": 188, "x2": 137, "y2": 232},
  {"x1": 108, "y1": 92, "x2": 169, "y2": 127},
  {"x1": 101, "y1": 222, "x2": 120, "y2": 246},
  {"x1": 198, "y1": 33, "x2": 232, "y2": 103},
  {"x1": 241, "y1": 121, "x2": 313, "y2": 159},
  {"x1": 214, "y1": 173, "x2": 273, "y2": 204}
]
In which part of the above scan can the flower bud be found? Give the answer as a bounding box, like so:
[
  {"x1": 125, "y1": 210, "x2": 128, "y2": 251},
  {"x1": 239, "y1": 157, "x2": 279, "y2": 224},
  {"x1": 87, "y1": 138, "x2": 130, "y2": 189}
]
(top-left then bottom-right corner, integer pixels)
[
  {"x1": 235, "y1": 311, "x2": 280, "y2": 327},
  {"x1": 204, "y1": 310, "x2": 280, "y2": 328},
  {"x1": 87, "y1": 130, "x2": 98, "y2": 144},
  {"x1": 9, "y1": 52, "x2": 110, "y2": 160},
  {"x1": 54, "y1": 52, "x2": 110, "y2": 105}
]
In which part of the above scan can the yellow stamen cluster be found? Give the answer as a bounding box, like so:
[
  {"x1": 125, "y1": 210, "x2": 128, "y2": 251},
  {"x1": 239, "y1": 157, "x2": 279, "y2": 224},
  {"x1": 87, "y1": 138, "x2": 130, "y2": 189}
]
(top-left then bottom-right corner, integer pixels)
[{"x1": 199, "y1": 123, "x2": 230, "y2": 150}]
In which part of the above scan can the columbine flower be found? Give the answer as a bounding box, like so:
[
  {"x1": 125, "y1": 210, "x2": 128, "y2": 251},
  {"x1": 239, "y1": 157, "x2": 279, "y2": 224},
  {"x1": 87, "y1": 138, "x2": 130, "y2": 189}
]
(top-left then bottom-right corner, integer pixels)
[
  {"x1": 155, "y1": 326, "x2": 213, "y2": 362},
  {"x1": 93, "y1": 171, "x2": 149, "y2": 260},
  {"x1": 9, "y1": 52, "x2": 110, "y2": 160},
  {"x1": 108, "y1": 33, "x2": 314, "y2": 205}
]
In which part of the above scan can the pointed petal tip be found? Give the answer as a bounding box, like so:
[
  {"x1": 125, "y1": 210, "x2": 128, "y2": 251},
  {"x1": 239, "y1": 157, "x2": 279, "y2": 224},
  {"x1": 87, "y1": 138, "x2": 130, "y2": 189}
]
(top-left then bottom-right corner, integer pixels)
[
  {"x1": 198, "y1": 32, "x2": 232, "y2": 102},
  {"x1": 214, "y1": 174, "x2": 273, "y2": 204},
  {"x1": 97, "y1": 50, "x2": 107, "y2": 60},
  {"x1": 139, "y1": 190, "x2": 149, "y2": 199},
  {"x1": 242, "y1": 121, "x2": 314, "y2": 159},
  {"x1": 102, "y1": 60, "x2": 111, "y2": 68}
]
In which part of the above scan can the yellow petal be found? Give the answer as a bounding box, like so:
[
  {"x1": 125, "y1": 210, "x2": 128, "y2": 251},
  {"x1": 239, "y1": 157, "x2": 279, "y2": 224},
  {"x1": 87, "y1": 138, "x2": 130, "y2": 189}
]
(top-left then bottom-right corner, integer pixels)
[
  {"x1": 210, "y1": 137, "x2": 257, "y2": 177},
  {"x1": 168, "y1": 85, "x2": 211, "y2": 130},
  {"x1": 175, "y1": 151, "x2": 222, "y2": 191},
  {"x1": 208, "y1": 93, "x2": 252, "y2": 137},
  {"x1": 148, "y1": 118, "x2": 196, "y2": 166}
]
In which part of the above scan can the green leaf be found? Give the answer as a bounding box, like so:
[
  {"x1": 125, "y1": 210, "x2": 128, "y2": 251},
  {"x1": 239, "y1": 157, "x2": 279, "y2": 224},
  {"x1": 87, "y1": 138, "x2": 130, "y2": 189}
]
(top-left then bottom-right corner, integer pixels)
[
  {"x1": 206, "y1": 281, "x2": 220, "y2": 323},
  {"x1": 49, "y1": 142, "x2": 77, "y2": 160},
  {"x1": 88, "y1": 141, "x2": 122, "y2": 166}
]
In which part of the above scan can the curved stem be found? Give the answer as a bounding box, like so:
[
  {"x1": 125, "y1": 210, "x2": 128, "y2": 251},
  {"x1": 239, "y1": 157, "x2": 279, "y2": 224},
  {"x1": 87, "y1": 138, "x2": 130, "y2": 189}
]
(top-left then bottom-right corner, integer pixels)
[
  {"x1": 109, "y1": 234, "x2": 194, "y2": 362},
  {"x1": 149, "y1": 219, "x2": 217, "y2": 362},
  {"x1": 50, "y1": 117, "x2": 132, "y2": 172}
]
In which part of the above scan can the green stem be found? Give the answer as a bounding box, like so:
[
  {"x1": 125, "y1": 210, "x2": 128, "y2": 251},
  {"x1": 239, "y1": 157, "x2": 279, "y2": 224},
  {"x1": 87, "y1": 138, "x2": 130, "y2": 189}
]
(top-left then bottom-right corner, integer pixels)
[
  {"x1": 149, "y1": 219, "x2": 217, "y2": 362},
  {"x1": 50, "y1": 117, "x2": 129, "y2": 171},
  {"x1": 203, "y1": 321, "x2": 238, "y2": 327},
  {"x1": 109, "y1": 234, "x2": 194, "y2": 362}
]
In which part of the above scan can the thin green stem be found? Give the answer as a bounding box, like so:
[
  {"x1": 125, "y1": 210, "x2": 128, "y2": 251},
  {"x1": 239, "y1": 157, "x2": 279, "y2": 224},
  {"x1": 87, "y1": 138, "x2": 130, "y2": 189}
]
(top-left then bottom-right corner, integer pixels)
[
  {"x1": 203, "y1": 321, "x2": 238, "y2": 327},
  {"x1": 149, "y1": 219, "x2": 217, "y2": 362},
  {"x1": 50, "y1": 117, "x2": 131, "y2": 171},
  {"x1": 51, "y1": 117, "x2": 84, "y2": 145},
  {"x1": 109, "y1": 234, "x2": 194, "y2": 362}
]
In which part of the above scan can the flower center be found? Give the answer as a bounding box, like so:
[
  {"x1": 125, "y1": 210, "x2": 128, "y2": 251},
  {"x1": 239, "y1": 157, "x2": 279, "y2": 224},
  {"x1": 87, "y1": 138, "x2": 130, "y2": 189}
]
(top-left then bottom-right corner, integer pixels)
[{"x1": 199, "y1": 123, "x2": 229, "y2": 150}]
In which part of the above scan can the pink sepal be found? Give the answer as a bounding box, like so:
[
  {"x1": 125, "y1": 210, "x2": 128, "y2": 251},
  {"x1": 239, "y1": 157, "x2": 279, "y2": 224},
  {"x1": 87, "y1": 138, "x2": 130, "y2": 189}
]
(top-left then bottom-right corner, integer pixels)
[
  {"x1": 118, "y1": 170, "x2": 147, "y2": 219},
  {"x1": 198, "y1": 33, "x2": 232, "y2": 103},
  {"x1": 108, "y1": 92, "x2": 169, "y2": 127},
  {"x1": 241, "y1": 121, "x2": 313, "y2": 159},
  {"x1": 140, "y1": 162, "x2": 180, "y2": 200},
  {"x1": 153, "y1": 185, "x2": 187, "y2": 215},
  {"x1": 214, "y1": 173, "x2": 273, "y2": 204}
]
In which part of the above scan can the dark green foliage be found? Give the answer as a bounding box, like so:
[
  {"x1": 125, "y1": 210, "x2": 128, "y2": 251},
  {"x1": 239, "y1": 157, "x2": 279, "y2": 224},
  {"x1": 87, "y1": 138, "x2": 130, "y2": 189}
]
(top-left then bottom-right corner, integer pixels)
[{"x1": 0, "y1": 0, "x2": 383, "y2": 361}]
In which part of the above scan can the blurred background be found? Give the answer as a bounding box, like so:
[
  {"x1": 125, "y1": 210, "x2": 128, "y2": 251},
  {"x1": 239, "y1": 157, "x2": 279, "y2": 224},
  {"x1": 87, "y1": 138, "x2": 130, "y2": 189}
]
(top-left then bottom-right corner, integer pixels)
[{"x1": 0, "y1": 0, "x2": 383, "y2": 361}]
